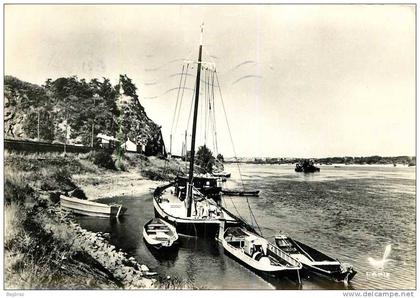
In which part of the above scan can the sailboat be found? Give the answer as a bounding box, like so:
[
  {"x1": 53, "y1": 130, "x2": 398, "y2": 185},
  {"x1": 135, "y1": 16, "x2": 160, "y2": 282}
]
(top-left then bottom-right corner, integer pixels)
[{"x1": 153, "y1": 25, "x2": 247, "y2": 238}]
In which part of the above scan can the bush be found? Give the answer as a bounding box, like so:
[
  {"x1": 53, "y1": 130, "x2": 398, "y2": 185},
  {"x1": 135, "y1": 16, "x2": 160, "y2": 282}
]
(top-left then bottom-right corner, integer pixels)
[
  {"x1": 68, "y1": 187, "x2": 88, "y2": 200},
  {"x1": 4, "y1": 172, "x2": 36, "y2": 205},
  {"x1": 89, "y1": 149, "x2": 116, "y2": 170},
  {"x1": 115, "y1": 158, "x2": 127, "y2": 171},
  {"x1": 141, "y1": 169, "x2": 167, "y2": 181},
  {"x1": 40, "y1": 168, "x2": 76, "y2": 192},
  {"x1": 140, "y1": 157, "x2": 185, "y2": 181},
  {"x1": 5, "y1": 202, "x2": 27, "y2": 249},
  {"x1": 49, "y1": 192, "x2": 61, "y2": 204}
]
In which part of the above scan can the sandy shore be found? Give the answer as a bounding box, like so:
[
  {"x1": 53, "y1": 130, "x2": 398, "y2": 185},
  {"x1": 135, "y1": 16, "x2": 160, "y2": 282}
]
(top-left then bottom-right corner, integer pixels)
[{"x1": 73, "y1": 170, "x2": 162, "y2": 201}]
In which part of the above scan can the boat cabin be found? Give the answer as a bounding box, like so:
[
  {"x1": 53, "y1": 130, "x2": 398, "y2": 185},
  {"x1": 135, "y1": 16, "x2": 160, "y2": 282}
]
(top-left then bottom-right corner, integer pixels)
[
  {"x1": 174, "y1": 176, "x2": 222, "y2": 202},
  {"x1": 243, "y1": 235, "x2": 268, "y2": 259},
  {"x1": 225, "y1": 228, "x2": 270, "y2": 261}
]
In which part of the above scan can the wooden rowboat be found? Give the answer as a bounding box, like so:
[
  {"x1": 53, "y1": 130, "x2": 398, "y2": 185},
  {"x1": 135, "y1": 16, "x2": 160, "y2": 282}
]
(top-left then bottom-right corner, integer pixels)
[
  {"x1": 212, "y1": 171, "x2": 231, "y2": 178},
  {"x1": 60, "y1": 195, "x2": 126, "y2": 218},
  {"x1": 142, "y1": 218, "x2": 179, "y2": 249},
  {"x1": 275, "y1": 235, "x2": 357, "y2": 282},
  {"x1": 221, "y1": 226, "x2": 302, "y2": 278},
  {"x1": 222, "y1": 189, "x2": 260, "y2": 197}
]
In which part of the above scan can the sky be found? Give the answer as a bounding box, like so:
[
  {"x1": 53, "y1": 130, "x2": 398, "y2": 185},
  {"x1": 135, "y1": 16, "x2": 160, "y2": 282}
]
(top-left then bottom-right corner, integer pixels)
[{"x1": 5, "y1": 4, "x2": 416, "y2": 158}]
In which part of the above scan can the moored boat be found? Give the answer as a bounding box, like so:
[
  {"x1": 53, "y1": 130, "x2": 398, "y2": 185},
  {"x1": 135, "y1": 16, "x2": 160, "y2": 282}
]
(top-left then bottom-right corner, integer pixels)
[
  {"x1": 153, "y1": 182, "x2": 242, "y2": 238},
  {"x1": 60, "y1": 195, "x2": 126, "y2": 218},
  {"x1": 275, "y1": 235, "x2": 356, "y2": 282},
  {"x1": 295, "y1": 160, "x2": 320, "y2": 173},
  {"x1": 153, "y1": 25, "x2": 251, "y2": 238},
  {"x1": 143, "y1": 218, "x2": 179, "y2": 250},
  {"x1": 212, "y1": 171, "x2": 231, "y2": 178},
  {"x1": 220, "y1": 226, "x2": 302, "y2": 279},
  {"x1": 222, "y1": 189, "x2": 260, "y2": 197}
]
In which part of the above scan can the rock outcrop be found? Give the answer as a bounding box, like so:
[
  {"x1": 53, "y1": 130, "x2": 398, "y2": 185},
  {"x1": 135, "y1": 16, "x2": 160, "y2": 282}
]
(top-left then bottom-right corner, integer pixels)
[{"x1": 4, "y1": 75, "x2": 166, "y2": 156}]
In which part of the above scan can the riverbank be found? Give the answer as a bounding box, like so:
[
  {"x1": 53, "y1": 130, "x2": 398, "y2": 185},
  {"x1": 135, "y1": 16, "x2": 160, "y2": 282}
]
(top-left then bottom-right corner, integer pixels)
[
  {"x1": 4, "y1": 151, "x2": 191, "y2": 289},
  {"x1": 73, "y1": 170, "x2": 161, "y2": 201}
]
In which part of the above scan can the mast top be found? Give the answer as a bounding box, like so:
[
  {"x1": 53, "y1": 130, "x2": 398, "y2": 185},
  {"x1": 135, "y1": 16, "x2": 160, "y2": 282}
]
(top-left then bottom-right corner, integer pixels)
[{"x1": 200, "y1": 22, "x2": 204, "y2": 46}]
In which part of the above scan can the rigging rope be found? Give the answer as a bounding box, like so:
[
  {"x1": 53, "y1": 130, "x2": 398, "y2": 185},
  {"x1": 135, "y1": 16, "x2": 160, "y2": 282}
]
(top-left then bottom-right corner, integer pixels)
[
  {"x1": 208, "y1": 69, "x2": 215, "y2": 155},
  {"x1": 208, "y1": 69, "x2": 213, "y2": 145},
  {"x1": 214, "y1": 69, "x2": 263, "y2": 236},
  {"x1": 206, "y1": 68, "x2": 211, "y2": 146},
  {"x1": 170, "y1": 60, "x2": 260, "y2": 231},
  {"x1": 210, "y1": 69, "x2": 218, "y2": 156},
  {"x1": 204, "y1": 68, "x2": 208, "y2": 145},
  {"x1": 174, "y1": 64, "x2": 190, "y2": 133},
  {"x1": 170, "y1": 64, "x2": 185, "y2": 136}
]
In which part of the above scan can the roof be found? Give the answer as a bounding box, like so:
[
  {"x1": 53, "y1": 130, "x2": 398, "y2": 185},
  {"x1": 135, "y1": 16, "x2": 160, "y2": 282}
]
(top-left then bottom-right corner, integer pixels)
[
  {"x1": 96, "y1": 133, "x2": 118, "y2": 142},
  {"x1": 124, "y1": 139, "x2": 136, "y2": 145}
]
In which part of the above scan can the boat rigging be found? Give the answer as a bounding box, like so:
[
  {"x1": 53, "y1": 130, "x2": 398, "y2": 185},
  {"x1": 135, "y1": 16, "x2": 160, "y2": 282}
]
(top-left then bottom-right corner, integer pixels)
[{"x1": 153, "y1": 24, "x2": 261, "y2": 238}]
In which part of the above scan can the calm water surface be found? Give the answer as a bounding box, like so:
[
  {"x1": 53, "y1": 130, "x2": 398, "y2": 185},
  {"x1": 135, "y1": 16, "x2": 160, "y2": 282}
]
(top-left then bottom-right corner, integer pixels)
[{"x1": 76, "y1": 164, "x2": 416, "y2": 290}]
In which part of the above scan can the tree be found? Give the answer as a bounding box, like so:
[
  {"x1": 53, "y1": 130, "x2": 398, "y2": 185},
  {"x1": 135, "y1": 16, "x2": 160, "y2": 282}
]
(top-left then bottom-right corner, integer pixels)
[
  {"x1": 195, "y1": 145, "x2": 215, "y2": 174},
  {"x1": 216, "y1": 153, "x2": 224, "y2": 163},
  {"x1": 22, "y1": 109, "x2": 54, "y2": 141}
]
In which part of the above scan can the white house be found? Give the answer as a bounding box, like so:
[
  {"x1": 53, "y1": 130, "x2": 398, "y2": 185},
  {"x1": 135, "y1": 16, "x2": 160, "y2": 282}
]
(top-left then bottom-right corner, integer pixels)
[{"x1": 123, "y1": 138, "x2": 138, "y2": 152}]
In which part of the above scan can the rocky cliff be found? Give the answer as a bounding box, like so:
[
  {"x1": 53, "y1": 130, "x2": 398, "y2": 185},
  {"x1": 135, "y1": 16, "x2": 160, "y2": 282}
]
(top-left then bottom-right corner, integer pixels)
[{"x1": 4, "y1": 75, "x2": 165, "y2": 156}]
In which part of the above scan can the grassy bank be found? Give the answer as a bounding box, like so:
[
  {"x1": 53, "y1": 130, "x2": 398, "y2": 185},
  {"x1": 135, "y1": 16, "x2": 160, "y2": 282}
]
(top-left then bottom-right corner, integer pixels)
[{"x1": 4, "y1": 150, "x2": 194, "y2": 289}]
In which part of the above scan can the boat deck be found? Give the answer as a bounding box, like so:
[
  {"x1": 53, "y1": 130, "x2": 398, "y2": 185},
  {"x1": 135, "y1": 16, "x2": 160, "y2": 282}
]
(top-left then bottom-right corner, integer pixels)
[
  {"x1": 160, "y1": 190, "x2": 188, "y2": 217},
  {"x1": 226, "y1": 239, "x2": 292, "y2": 267},
  {"x1": 159, "y1": 187, "x2": 235, "y2": 221}
]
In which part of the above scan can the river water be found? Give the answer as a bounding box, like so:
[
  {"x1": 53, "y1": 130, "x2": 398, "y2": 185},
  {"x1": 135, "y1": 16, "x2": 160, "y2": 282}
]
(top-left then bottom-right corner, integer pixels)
[{"x1": 75, "y1": 164, "x2": 416, "y2": 290}]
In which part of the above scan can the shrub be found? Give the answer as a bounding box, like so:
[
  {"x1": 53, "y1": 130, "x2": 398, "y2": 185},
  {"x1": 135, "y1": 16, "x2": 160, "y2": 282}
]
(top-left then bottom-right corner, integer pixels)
[
  {"x1": 140, "y1": 157, "x2": 185, "y2": 181},
  {"x1": 115, "y1": 158, "x2": 127, "y2": 171},
  {"x1": 68, "y1": 187, "x2": 88, "y2": 200},
  {"x1": 141, "y1": 169, "x2": 167, "y2": 181},
  {"x1": 4, "y1": 202, "x2": 27, "y2": 249},
  {"x1": 89, "y1": 149, "x2": 116, "y2": 170},
  {"x1": 40, "y1": 168, "x2": 76, "y2": 192},
  {"x1": 49, "y1": 192, "x2": 61, "y2": 204},
  {"x1": 4, "y1": 172, "x2": 36, "y2": 205}
]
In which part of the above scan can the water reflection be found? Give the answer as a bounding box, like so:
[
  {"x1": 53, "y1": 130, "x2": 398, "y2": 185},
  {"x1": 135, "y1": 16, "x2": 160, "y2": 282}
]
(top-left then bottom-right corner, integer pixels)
[{"x1": 143, "y1": 240, "x2": 179, "y2": 267}]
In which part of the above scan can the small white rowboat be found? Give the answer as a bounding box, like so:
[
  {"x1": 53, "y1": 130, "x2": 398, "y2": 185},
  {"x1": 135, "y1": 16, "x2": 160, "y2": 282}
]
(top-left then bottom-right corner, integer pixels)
[
  {"x1": 143, "y1": 218, "x2": 179, "y2": 249},
  {"x1": 60, "y1": 195, "x2": 126, "y2": 218}
]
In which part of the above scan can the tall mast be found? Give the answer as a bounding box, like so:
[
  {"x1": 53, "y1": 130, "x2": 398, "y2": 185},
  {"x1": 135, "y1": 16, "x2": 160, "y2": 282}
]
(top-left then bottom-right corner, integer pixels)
[{"x1": 187, "y1": 24, "x2": 204, "y2": 217}]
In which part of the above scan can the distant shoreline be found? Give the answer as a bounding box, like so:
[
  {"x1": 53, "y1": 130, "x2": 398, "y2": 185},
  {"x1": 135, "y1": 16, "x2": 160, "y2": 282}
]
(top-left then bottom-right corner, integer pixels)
[
  {"x1": 225, "y1": 156, "x2": 416, "y2": 167},
  {"x1": 226, "y1": 162, "x2": 415, "y2": 167}
]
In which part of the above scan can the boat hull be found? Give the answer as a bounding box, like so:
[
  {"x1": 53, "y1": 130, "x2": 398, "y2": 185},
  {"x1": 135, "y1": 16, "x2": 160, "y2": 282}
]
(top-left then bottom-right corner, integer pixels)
[
  {"x1": 142, "y1": 218, "x2": 179, "y2": 250},
  {"x1": 223, "y1": 243, "x2": 293, "y2": 274},
  {"x1": 153, "y1": 189, "x2": 240, "y2": 238},
  {"x1": 142, "y1": 228, "x2": 179, "y2": 250},
  {"x1": 222, "y1": 190, "x2": 260, "y2": 197},
  {"x1": 275, "y1": 237, "x2": 356, "y2": 282},
  {"x1": 213, "y1": 172, "x2": 231, "y2": 178},
  {"x1": 301, "y1": 264, "x2": 357, "y2": 282},
  {"x1": 154, "y1": 201, "x2": 223, "y2": 238},
  {"x1": 143, "y1": 238, "x2": 179, "y2": 252},
  {"x1": 222, "y1": 245, "x2": 301, "y2": 281},
  {"x1": 60, "y1": 195, "x2": 126, "y2": 218}
]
